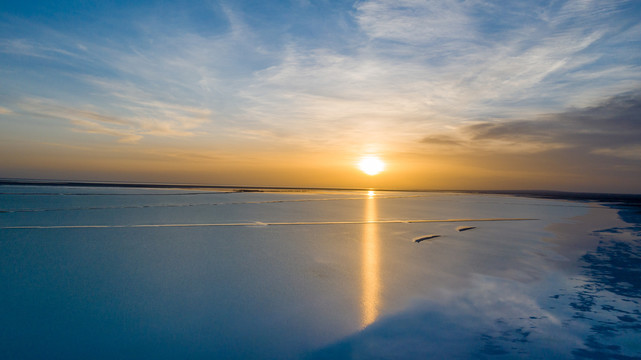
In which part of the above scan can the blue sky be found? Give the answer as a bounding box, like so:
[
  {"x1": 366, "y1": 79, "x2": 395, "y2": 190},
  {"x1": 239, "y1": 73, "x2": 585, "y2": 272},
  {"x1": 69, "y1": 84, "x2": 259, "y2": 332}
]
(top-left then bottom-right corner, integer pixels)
[{"x1": 1, "y1": 0, "x2": 640, "y2": 191}]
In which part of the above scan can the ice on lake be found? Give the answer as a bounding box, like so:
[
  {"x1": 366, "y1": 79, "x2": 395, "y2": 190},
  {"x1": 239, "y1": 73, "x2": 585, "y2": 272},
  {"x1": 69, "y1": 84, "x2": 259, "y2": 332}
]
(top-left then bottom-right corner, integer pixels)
[{"x1": 1, "y1": 185, "x2": 640, "y2": 359}]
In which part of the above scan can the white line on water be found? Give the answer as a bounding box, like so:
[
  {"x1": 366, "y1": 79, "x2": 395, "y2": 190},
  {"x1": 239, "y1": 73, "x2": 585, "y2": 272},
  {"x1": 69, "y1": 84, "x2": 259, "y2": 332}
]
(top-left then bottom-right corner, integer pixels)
[{"x1": 0, "y1": 218, "x2": 537, "y2": 229}]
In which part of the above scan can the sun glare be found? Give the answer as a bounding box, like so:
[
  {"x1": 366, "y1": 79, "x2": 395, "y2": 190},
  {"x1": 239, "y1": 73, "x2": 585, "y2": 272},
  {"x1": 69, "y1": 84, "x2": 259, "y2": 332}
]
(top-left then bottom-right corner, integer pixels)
[{"x1": 358, "y1": 156, "x2": 385, "y2": 176}]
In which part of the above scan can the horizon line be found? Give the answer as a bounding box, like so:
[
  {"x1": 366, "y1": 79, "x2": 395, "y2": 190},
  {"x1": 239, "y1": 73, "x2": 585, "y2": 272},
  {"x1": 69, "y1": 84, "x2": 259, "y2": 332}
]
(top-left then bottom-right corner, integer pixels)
[{"x1": 1, "y1": 177, "x2": 640, "y2": 202}]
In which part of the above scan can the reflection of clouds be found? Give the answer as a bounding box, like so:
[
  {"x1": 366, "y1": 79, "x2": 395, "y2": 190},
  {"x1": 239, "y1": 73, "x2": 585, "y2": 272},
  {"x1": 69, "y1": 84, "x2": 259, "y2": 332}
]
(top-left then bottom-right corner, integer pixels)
[
  {"x1": 310, "y1": 209, "x2": 641, "y2": 360},
  {"x1": 311, "y1": 275, "x2": 576, "y2": 359},
  {"x1": 3, "y1": 0, "x2": 641, "y2": 159},
  {"x1": 568, "y1": 219, "x2": 641, "y2": 359}
]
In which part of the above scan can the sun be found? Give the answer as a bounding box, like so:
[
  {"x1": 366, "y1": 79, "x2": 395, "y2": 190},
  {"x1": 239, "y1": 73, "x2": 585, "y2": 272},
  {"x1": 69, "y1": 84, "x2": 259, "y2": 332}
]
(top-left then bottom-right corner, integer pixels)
[{"x1": 358, "y1": 155, "x2": 385, "y2": 176}]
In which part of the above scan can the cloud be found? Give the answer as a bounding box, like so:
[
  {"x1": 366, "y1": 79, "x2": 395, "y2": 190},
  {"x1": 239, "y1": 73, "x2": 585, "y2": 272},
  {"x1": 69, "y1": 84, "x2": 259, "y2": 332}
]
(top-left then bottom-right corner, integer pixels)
[
  {"x1": 0, "y1": 38, "x2": 80, "y2": 60},
  {"x1": 419, "y1": 135, "x2": 463, "y2": 146},
  {"x1": 1, "y1": 8, "x2": 247, "y2": 144},
  {"x1": 237, "y1": 0, "x2": 641, "y2": 154},
  {"x1": 592, "y1": 145, "x2": 641, "y2": 161},
  {"x1": 18, "y1": 97, "x2": 210, "y2": 143},
  {"x1": 355, "y1": 0, "x2": 472, "y2": 46},
  {"x1": 1, "y1": 0, "x2": 640, "y2": 157},
  {"x1": 69, "y1": 118, "x2": 142, "y2": 144},
  {"x1": 412, "y1": 89, "x2": 641, "y2": 191},
  {"x1": 351, "y1": 0, "x2": 638, "y2": 112},
  {"x1": 455, "y1": 89, "x2": 641, "y2": 158},
  {"x1": 85, "y1": 79, "x2": 212, "y2": 137}
]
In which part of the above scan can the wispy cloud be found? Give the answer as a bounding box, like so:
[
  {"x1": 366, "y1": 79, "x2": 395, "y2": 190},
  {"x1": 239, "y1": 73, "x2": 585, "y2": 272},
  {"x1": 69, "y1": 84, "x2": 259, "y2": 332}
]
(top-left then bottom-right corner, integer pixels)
[
  {"x1": 309, "y1": 275, "x2": 574, "y2": 359},
  {"x1": 70, "y1": 119, "x2": 142, "y2": 144},
  {"x1": 356, "y1": 0, "x2": 473, "y2": 46},
  {"x1": 237, "y1": 0, "x2": 641, "y2": 152},
  {"x1": 3, "y1": 0, "x2": 639, "y2": 147},
  {"x1": 0, "y1": 38, "x2": 80, "y2": 60},
  {"x1": 1, "y1": 0, "x2": 639, "y2": 188},
  {"x1": 18, "y1": 97, "x2": 209, "y2": 143}
]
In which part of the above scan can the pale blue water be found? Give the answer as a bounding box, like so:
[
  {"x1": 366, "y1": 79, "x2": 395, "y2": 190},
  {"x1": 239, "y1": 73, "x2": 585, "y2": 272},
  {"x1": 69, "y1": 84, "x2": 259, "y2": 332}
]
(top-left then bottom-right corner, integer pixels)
[{"x1": 1, "y1": 186, "x2": 639, "y2": 359}]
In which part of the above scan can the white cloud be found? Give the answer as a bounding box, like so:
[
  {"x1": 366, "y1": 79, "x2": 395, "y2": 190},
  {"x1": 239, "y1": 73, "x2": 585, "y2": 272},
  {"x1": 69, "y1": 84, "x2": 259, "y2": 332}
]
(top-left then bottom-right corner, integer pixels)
[
  {"x1": 230, "y1": 0, "x2": 640, "y2": 153},
  {"x1": 593, "y1": 145, "x2": 641, "y2": 160},
  {"x1": 355, "y1": 0, "x2": 473, "y2": 45},
  {"x1": 2, "y1": 0, "x2": 639, "y2": 153},
  {"x1": 18, "y1": 97, "x2": 209, "y2": 143},
  {"x1": 70, "y1": 118, "x2": 143, "y2": 144}
]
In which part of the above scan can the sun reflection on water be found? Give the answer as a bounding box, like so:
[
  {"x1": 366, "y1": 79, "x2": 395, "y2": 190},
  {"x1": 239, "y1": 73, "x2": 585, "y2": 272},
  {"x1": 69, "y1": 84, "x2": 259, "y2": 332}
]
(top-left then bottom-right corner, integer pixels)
[{"x1": 361, "y1": 190, "x2": 380, "y2": 327}]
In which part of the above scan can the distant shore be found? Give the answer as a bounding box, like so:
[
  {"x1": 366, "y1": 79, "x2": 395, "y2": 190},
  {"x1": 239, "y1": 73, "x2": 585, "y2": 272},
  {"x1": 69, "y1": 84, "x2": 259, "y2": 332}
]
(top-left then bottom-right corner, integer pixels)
[{"x1": 1, "y1": 178, "x2": 640, "y2": 205}]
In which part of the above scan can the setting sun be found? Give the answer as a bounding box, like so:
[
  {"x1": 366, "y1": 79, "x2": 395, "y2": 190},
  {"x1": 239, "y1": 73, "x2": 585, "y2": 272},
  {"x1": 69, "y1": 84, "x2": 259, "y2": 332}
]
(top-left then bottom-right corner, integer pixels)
[{"x1": 358, "y1": 156, "x2": 385, "y2": 176}]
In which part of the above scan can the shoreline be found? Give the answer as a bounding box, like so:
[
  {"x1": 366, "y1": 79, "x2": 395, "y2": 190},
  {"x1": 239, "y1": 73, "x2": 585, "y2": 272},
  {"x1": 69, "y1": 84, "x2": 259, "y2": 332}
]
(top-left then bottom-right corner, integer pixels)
[{"x1": 2, "y1": 178, "x2": 640, "y2": 205}]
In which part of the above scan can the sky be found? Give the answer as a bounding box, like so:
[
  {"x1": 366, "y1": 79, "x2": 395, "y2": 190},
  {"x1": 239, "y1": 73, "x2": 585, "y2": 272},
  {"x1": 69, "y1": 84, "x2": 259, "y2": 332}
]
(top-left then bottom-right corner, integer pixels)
[{"x1": 1, "y1": 0, "x2": 640, "y2": 192}]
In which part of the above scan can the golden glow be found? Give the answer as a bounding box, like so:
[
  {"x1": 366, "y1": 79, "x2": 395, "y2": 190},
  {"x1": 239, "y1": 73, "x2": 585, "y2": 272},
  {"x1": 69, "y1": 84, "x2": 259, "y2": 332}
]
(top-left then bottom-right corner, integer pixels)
[
  {"x1": 358, "y1": 155, "x2": 385, "y2": 176},
  {"x1": 361, "y1": 190, "x2": 380, "y2": 327}
]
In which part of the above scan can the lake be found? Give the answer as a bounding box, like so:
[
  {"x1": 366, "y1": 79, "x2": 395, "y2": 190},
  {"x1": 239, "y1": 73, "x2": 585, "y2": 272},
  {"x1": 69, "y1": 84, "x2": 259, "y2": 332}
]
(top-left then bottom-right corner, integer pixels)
[{"x1": 1, "y1": 185, "x2": 640, "y2": 359}]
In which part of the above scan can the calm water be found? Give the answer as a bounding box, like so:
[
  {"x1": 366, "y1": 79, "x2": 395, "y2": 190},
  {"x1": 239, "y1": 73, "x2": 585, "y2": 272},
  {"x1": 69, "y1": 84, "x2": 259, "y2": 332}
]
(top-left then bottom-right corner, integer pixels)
[{"x1": 1, "y1": 186, "x2": 639, "y2": 359}]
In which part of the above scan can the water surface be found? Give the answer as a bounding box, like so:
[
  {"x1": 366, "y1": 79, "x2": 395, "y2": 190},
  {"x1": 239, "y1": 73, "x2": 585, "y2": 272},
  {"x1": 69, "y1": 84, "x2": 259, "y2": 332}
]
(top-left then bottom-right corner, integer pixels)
[{"x1": 1, "y1": 186, "x2": 639, "y2": 359}]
